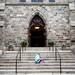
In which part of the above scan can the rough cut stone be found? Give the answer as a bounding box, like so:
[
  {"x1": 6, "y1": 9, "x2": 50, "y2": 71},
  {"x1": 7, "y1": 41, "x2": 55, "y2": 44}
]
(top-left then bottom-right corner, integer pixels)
[
  {"x1": 0, "y1": 0, "x2": 75, "y2": 48},
  {"x1": 3, "y1": 5, "x2": 70, "y2": 46}
]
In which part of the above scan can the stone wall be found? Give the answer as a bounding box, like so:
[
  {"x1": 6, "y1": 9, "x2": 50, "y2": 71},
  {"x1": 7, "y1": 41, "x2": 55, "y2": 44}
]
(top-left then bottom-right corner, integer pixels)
[
  {"x1": 69, "y1": 0, "x2": 75, "y2": 44},
  {"x1": 69, "y1": 0, "x2": 75, "y2": 52},
  {"x1": 4, "y1": 5, "x2": 69, "y2": 47},
  {"x1": 0, "y1": 0, "x2": 5, "y2": 49}
]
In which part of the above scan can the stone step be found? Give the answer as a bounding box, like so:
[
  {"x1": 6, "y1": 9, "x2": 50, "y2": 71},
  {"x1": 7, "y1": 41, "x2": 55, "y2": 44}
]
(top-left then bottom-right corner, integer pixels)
[
  {"x1": 21, "y1": 50, "x2": 73, "y2": 55},
  {"x1": 0, "y1": 59, "x2": 75, "y2": 64},
  {"x1": 16, "y1": 68, "x2": 75, "y2": 72},
  {"x1": 15, "y1": 66, "x2": 75, "y2": 69},
  {"x1": 17, "y1": 69, "x2": 75, "y2": 73},
  {"x1": 17, "y1": 62, "x2": 75, "y2": 65},
  {"x1": 20, "y1": 59, "x2": 75, "y2": 63},
  {"x1": 0, "y1": 57, "x2": 75, "y2": 63},
  {"x1": 0, "y1": 66, "x2": 60, "y2": 69},
  {"x1": 21, "y1": 54, "x2": 74, "y2": 58},
  {"x1": 0, "y1": 67, "x2": 75, "y2": 71},
  {"x1": 21, "y1": 59, "x2": 75, "y2": 63},
  {"x1": 0, "y1": 55, "x2": 75, "y2": 60},
  {"x1": 1, "y1": 50, "x2": 73, "y2": 59},
  {"x1": 23, "y1": 47, "x2": 70, "y2": 51},
  {"x1": 0, "y1": 69, "x2": 75, "y2": 73},
  {"x1": 1, "y1": 56, "x2": 75, "y2": 60},
  {"x1": 0, "y1": 64, "x2": 75, "y2": 68},
  {"x1": 0, "y1": 48, "x2": 75, "y2": 74},
  {"x1": 22, "y1": 51, "x2": 71, "y2": 53},
  {"x1": 23, "y1": 47, "x2": 49, "y2": 51},
  {"x1": 0, "y1": 69, "x2": 75, "y2": 75},
  {"x1": 0, "y1": 61, "x2": 75, "y2": 66},
  {"x1": 21, "y1": 55, "x2": 75, "y2": 59},
  {"x1": 0, "y1": 63, "x2": 59, "y2": 66},
  {"x1": 0, "y1": 69, "x2": 60, "y2": 73}
]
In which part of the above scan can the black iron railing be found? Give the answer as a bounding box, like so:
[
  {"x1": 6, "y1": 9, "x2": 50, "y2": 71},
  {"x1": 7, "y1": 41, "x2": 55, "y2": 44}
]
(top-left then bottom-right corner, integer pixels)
[
  {"x1": 55, "y1": 46, "x2": 62, "y2": 73},
  {"x1": 15, "y1": 46, "x2": 21, "y2": 74}
]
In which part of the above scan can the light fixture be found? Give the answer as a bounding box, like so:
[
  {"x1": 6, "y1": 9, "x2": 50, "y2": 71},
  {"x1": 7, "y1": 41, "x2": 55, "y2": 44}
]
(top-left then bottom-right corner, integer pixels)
[{"x1": 35, "y1": 26, "x2": 40, "y2": 29}]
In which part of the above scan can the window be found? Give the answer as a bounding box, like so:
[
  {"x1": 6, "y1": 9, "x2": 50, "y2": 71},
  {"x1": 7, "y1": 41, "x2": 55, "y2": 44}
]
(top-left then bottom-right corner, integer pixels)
[
  {"x1": 20, "y1": 0, "x2": 26, "y2": 2},
  {"x1": 49, "y1": 0, "x2": 55, "y2": 2},
  {"x1": 31, "y1": 0, "x2": 43, "y2": 2}
]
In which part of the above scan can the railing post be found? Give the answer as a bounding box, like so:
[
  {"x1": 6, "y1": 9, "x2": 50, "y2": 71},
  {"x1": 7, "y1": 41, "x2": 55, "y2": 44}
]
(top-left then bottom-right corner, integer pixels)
[
  {"x1": 49, "y1": 46, "x2": 50, "y2": 51},
  {"x1": 15, "y1": 46, "x2": 22, "y2": 74},
  {"x1": 53, "y1": 46, "x2": 54, "y2": 51},
  {"x1": 60, "y1": 58, "x2": 62, "y2": 73},
  {"x1": 54, "y1": 46, "x2": 62, "y2": 73},
  {"x1": 25, "y1": 47, "x2": 26, "y2": 51},
  {"x1": 16, "y1": 58, "x2": 17, "y2": 74},
  {"x1": 19, "y1": 47, "x2": 21, "y2": 61},
  {"x1": 55, "y1": 47, "x2": 57, "y2": 60}
]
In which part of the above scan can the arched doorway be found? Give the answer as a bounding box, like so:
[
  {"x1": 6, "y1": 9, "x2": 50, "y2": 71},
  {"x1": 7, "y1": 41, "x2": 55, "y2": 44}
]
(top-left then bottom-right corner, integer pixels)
[{"x1": 29, "y1": 14, "x2": 46, "y2": 47}]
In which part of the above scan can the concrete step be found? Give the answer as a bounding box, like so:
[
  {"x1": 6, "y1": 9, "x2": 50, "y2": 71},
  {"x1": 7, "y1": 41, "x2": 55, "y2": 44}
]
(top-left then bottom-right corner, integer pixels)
[
  {"x1": 0, "y1": 59, "x2": 75, "y2": 64},
  {"x1": 23, "y1": 47, "x2": 70, "y2": 51},
  {"x1": 20, "y1": 59, "x2": 75, "y2": 63},
  {"x1": 0, "y1": 51, "x2": 18, "y2": 59},
  {"x1": 17, "y1": 69, "x2": 75, "y2": 73},
  {"x1": 22, "y1": 50, "x2": 71, "y2": 54},
  {"x1": 0, "y1": 47, "x2": 75, "y2": 74},
  {"x1": 0, "y1": 69, "x2": 75, "y2": 73},
  {"x1": 0, "y1": 69, "x2": 60, "y2": 73},
  {"x1": 23, "y1": 47, "x2": 50, "y2": 51},
  {"x1": 21, "y1": 55, "x2": 75, "y2": 59},
  {"x1": 21, "y1": 50, "x2": 74, "y2": 56},
  {"x1": 0, "y1": 61, "x2": 75, "y2": 67},
  {"x1": 0, "y1": 64, "x2": 75, "y2": 68}
]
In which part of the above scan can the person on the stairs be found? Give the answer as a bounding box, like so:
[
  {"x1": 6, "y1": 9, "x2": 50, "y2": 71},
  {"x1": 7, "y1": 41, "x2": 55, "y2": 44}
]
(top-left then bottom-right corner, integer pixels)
[{"x1": 34, "y1": 53, "x2": 45, "y2": 64}]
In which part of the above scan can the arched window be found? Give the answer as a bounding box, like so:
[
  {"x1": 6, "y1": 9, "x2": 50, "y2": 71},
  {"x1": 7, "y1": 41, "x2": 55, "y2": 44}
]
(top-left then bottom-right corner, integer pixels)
[{"x1": 31, "y1": 0, "x2": 43, "y2": 2}]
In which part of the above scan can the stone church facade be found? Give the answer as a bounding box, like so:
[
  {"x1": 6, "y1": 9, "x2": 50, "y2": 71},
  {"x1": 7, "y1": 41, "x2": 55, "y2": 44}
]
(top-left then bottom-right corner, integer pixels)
[{"x1": 0, "y1": 0, "x2": 75, "y2": 49}]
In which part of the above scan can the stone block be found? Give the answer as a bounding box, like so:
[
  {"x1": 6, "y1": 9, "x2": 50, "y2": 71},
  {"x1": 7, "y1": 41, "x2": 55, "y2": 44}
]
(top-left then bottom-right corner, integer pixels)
[
  {"x1": 0, "y1": 3, "x2": 5, "y2": 10},
  {"x1": 69, "y1": 2, "x2": 75, "y2": 10},
  {"x1": 0, "y1": 21, "x2": 4, "y2": 26},
  {"x1": 71, "y1": 45, "x2": 75, "y2": 54}
]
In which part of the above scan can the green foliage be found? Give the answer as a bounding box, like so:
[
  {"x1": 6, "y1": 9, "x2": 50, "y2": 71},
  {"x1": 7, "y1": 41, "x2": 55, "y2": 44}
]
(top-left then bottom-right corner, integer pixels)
[
  {"x1": 8, "y1": 45, "x2": 14, "y2": 51},
  {"x1": 48, "y1": 39, "x2": 54, "y2": 47},
  {"x1": 20, "y1": 40, "x2": 27, "y2": 47}
]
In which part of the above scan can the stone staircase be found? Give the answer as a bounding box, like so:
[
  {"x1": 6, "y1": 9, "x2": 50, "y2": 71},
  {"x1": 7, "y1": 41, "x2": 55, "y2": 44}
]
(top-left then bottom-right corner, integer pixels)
[{"x1": 0, "y1": 47, "x2": 75, "y2": 74}]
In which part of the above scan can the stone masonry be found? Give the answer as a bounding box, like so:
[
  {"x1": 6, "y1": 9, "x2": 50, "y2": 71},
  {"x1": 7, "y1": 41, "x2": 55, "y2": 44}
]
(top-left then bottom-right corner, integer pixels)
[
  {"x1": 4, "y1": 5, "x2": 69, "y2": 46},
  {"x1": 0, "y1": 0, "x2": 75, "y2": 49}
]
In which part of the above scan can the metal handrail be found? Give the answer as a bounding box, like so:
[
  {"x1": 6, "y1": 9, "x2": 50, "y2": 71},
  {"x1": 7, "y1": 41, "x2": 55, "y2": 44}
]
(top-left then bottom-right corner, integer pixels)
[
  {"x1": 57, "y1": 49, "x2": 61, "y2": 73},
  {"x1": 15, "y1": 46, "x2": 21, "y2": 74},
  {"x1": 55, "y1": 46, "x2": 62, "y2": 73}
]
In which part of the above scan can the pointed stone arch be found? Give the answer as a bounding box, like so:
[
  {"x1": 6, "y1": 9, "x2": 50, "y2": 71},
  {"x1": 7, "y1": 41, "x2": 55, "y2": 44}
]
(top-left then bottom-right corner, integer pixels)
[{"x1": 28, "y1": 13, "x2": 47, "y2": 47}]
